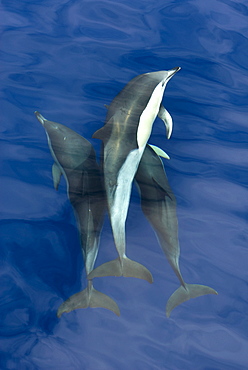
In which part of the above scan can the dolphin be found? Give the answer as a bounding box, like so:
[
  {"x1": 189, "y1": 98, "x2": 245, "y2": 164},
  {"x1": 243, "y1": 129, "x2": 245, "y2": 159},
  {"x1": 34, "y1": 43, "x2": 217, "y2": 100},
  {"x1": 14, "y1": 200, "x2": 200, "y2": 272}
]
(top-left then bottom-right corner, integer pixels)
[
  {"x1": 88, "y1": 68, "x2": 180, "y2": 283},
  {"x1": 35, "y1": 111, "x2": 120, "y2": 317},
  {"x1": 135, "y1": 144, "x2": 218, "y2": 317}
]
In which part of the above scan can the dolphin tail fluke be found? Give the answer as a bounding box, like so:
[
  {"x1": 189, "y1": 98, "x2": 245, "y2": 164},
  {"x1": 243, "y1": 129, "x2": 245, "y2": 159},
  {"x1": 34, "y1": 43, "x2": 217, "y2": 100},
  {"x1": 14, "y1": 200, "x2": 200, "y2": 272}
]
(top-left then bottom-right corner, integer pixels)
[
  {"x1": 88, "y1": 257, "x2": 153, "y2": 284},
  {"x1": 166, "y1": 283, "x2": 218, "y2": 317},
  {"x1": 87, "y1": 258, "x2": 122, "y2": 279},
  {"x1": 122, "y1": 257, "x2": 153, "y2": 283},
  {"x1": 57, "y1": 284, "x2": 120, "y2": 318},
  {"x1": 89, "y1": 287, "x2": 120, "y2": 316}
]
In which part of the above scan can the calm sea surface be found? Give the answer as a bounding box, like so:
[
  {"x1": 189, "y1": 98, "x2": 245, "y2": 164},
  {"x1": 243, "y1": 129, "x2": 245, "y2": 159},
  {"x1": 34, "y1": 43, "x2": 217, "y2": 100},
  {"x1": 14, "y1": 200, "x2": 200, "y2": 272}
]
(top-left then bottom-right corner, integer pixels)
[{"x1": 1, "y1": 0, "x2": 248, "y2": 369}]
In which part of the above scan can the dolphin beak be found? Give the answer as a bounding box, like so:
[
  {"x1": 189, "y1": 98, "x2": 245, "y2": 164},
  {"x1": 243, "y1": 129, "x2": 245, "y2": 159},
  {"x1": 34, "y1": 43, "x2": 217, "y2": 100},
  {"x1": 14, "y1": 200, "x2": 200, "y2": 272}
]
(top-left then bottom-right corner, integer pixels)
[
  {"x1": 167, "y1": 66, "x2": 181, "y2": 80},
  {"x1": 34, "y1": 111, "x2": 47, "y2": 125}
]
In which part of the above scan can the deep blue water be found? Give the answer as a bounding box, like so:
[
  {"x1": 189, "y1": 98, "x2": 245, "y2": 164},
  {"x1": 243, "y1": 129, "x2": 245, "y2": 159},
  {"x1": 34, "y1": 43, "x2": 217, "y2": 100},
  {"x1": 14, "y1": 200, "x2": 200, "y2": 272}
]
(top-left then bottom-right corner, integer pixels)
[{"x1": 1, "y1": 0, "x2": 248, "y2": 368}]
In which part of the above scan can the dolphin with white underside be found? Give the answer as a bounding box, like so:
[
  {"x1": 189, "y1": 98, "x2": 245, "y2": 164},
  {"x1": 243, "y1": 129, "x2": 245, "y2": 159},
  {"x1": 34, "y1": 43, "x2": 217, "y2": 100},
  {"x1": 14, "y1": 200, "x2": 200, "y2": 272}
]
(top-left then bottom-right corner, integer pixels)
[
  {"x1": 135, "y1": 145, "x2": 218, "y2": 317},
  {"x1": 35, "y1": 112, "x2": 120, "y2": 317},
  {"x1": 88, "y1": 68, "x2": 180, "y2": 283}
]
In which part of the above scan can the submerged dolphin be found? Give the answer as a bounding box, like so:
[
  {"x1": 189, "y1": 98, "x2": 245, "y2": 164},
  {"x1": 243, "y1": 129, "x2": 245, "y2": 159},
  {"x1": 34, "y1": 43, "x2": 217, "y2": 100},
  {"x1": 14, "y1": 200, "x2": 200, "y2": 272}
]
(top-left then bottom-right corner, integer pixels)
[
  {"x1": 135, "y1": 145, "x2": 218, "y2": 317},
  {"x1": 88, "y1": 68, "x2": 180, "y2": 283},
  {"x1": 35, "y1": 112, "x2": 120, "y2": 317}
]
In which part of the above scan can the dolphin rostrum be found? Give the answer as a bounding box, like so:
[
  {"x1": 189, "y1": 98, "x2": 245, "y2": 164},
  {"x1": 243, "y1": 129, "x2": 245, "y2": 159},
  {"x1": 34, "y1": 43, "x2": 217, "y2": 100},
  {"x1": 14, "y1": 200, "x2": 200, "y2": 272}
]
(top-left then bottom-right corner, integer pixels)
[
  {"x1": 35, "y1": 111, "x2": 120, "y2": 317},
  {"x1": 135, "y1": 145, "x2": 218, "y2": 317},
  {"x1": 88, "y1": 68, "x2": 180, "y2": 283}
]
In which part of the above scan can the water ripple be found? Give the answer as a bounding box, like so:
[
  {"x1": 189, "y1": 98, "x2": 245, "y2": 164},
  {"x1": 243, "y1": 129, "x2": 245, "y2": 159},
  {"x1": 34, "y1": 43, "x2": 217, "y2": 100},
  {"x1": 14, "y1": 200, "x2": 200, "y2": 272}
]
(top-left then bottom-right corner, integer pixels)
[{"x1": 1, "y1": 0, "x2": 248, "y2": 368}]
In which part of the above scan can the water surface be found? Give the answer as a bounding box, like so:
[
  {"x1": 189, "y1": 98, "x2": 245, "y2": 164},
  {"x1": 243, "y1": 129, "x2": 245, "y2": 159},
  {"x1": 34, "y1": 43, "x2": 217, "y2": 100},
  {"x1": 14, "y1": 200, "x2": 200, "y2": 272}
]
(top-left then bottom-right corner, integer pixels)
[{"x1": 1, "y1": 0, "x2": 248, "y2": 368}]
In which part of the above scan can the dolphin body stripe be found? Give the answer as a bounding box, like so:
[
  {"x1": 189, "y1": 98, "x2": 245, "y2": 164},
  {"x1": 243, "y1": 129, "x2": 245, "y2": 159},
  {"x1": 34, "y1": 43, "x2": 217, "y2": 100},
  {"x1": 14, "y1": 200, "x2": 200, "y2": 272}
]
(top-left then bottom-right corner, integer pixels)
[
  {"x1": 104, "y1": 103, "x2": 173, "y2": 140},
  {"x1": 88, "y1": 68, "x2": 180, "y2": 283},
  {"x1": 35, "y1": 112, "x2": 120, "y2": 317},
  {"x1": 135, "y1": 145, "x2": 218, "y2": 317}
]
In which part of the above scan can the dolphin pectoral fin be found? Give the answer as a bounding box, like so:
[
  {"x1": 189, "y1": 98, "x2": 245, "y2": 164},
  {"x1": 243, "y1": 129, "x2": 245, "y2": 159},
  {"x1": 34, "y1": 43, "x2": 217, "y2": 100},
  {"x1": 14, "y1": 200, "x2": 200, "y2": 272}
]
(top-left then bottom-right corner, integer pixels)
[
  {"x1": 88, "y1": 257, "x2": 153, "y2": 284},
  {"x1": 52, "y1": 162, "x2": 62, "y2": 190},
  {"x1": 57, "y1": 286, "x2": 120, "y2": 318},
  {"x1": 158, "y1": 105, "x2": 173, "y2": 139},
  {"x1": 166, "y1": 283, "x2": 218, "y2": 318},
  {"x1": 148, "y1": 144, "x2": 170, "y2": 159}
]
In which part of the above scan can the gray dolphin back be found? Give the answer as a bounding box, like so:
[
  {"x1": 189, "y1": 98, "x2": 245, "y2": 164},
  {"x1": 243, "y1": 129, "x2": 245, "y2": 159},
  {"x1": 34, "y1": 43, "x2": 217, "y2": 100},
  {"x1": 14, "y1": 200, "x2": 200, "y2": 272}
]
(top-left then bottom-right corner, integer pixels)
[
  {"x1": 135, "y1": 145, "x2": 217, "y2": 317},
  {"x1": 35, "y1": 111, "x2": 120, "y2": 317}
]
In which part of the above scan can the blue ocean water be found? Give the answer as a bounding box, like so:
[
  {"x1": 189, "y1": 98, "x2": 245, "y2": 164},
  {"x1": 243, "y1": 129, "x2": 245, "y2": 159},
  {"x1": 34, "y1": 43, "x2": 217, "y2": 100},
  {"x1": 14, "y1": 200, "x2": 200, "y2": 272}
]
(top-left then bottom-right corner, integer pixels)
[{"x1": 1, "y1": 0, "x2": 248, "y2": 368}]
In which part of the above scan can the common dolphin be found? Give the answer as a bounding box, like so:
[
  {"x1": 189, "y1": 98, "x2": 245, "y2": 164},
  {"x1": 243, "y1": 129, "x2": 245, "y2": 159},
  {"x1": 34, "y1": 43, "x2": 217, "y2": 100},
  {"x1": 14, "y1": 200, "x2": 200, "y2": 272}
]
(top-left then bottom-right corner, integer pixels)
[
  {"x1": 135, "y1": 145, "x2": 218, "y2": 317},
  {"x1": 88, "y1": 68, "x2": 180, "y2": 283},
  {"x1": 35, "y1": 112, "x2": 120, "y2": 317}
]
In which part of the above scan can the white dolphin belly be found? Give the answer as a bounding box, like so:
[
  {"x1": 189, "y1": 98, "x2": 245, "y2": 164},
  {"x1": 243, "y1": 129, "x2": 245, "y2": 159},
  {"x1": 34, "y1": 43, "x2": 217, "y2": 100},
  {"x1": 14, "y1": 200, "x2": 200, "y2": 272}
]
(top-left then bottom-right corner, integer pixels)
[{"x1": 109, "y1": 147, "x2": 144, "y2": 257}]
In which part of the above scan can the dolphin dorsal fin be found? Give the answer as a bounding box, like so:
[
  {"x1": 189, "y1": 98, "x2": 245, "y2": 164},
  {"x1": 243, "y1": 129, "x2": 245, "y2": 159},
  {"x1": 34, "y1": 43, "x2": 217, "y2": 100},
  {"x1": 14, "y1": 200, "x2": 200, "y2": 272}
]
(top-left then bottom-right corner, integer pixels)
[
  {"x1": 148, "y1": 144, "x2": 170, "y2": 159},
  {"x1": 92, "y1": 118, "x2": 113, "y2": 141},
  {"x1": 92, "y1": 126, "x2": 105, "y2": 140},
  {"x1": 52, "y1": 162, "x2": 62, "y2": 190},
  {"x1": 92, "y1": 125, "x2": 110, "y2": 141},
  {"x1": 151, "y1": 176, "x2": 173, "y2": 199}
]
